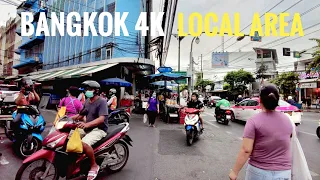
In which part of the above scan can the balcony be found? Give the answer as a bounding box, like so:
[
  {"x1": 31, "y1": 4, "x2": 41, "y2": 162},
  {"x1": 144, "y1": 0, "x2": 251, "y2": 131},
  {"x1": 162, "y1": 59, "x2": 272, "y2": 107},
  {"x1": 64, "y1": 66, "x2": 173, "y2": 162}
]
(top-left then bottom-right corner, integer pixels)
[
  {"x1": 19, "y1": 33, "x2": 45, "y2": 49},
  {"x1": 13, "y1": 54, "x2": 43, "y2": 69},
  {"x1": 23, "y1": 0, "x2": 36, "y2": 8},
  {"x1": 33, "y1": 7, "x2": 48, "y2": 21},
  {"x1": 16, "y1": 26, "x2": 21, "y2": 36}
]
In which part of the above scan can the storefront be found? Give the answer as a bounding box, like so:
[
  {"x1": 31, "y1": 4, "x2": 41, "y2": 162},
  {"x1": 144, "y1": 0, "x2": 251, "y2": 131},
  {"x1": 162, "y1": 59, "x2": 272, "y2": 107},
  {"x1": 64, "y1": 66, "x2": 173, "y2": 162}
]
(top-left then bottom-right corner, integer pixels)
[{"x1": 297, "y1": 71, "x2": 320, "y2": 104}]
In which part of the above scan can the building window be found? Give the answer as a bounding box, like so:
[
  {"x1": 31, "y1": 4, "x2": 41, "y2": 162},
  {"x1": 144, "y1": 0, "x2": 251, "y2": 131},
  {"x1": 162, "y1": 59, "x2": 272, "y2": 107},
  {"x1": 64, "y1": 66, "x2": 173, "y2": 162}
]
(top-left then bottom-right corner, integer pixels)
[
  {"x1": 95, "y1": 49, "x2": 101, "y2": 58},
  {"x1": 257, "y1": 51, "x2": 271, "y2": 59},
  {"x1": 106, "y1": 48, "x2": 112, "y2": 59}
]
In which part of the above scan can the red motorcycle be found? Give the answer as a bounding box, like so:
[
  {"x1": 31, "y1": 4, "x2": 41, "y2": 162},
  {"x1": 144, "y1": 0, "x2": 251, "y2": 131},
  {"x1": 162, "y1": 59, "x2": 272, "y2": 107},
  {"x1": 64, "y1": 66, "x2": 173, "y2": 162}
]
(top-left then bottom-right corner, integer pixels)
[{"x1": 15, "y1": 116, "x2": 132, "y2": 180}]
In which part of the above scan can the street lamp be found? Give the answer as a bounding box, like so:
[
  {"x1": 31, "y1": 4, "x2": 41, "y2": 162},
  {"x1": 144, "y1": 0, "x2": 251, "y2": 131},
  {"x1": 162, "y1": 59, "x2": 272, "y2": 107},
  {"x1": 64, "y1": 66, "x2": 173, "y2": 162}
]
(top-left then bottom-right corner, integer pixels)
[
  {"x1": 195, "y1": 37, "x2": 200, "y2": 44},
  {"x1": 237, "y1": 36, "x2": 246, "y2": 41},
  {"x1": 189, "y1": 36, "x2": 201, "y2": 93}
]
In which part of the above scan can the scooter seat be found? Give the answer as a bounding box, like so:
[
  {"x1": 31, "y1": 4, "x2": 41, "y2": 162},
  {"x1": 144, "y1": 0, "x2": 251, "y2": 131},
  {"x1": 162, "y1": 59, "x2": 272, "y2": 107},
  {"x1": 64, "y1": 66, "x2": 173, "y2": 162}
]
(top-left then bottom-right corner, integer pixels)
[{"x1": 92, "y1": 124, "x2": 126, "y2": 149}]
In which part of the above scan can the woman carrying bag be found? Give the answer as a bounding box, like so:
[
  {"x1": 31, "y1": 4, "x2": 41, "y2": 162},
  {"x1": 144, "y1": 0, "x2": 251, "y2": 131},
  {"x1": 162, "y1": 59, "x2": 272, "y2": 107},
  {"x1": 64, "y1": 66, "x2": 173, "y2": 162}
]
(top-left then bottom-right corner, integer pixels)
[
  {"x1": 59, "y1": 86, "x2": 83, "y2": 117},
  {"x1": 229, "y1": 84, "x2": 312, "y2": 180}
]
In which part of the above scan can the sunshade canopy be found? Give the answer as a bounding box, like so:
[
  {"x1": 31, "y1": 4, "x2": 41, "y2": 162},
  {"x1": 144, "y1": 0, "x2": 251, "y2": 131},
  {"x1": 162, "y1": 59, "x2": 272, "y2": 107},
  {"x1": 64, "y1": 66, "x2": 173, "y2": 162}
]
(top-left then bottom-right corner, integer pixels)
[{"x1": 100, "y1": 78, "x2": 132, "y2": 87}]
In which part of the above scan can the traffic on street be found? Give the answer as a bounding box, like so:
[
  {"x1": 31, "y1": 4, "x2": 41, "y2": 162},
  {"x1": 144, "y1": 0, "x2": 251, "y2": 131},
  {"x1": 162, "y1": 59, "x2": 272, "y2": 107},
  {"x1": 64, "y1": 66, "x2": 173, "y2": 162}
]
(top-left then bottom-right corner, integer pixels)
[{"x1": 0, "y1": 105, "x2": 319, "y2": 180}]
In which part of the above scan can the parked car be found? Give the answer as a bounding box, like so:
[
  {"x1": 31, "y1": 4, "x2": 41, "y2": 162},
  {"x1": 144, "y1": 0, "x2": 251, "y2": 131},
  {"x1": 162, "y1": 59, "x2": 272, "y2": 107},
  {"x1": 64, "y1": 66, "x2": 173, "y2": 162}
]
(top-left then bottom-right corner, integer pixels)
[
  {"x1": 0, "y1": 84, "x2": 20, "y2": 103},
  {"x1": 231, "y1": 98, "x2": 302, "y2": 125}
]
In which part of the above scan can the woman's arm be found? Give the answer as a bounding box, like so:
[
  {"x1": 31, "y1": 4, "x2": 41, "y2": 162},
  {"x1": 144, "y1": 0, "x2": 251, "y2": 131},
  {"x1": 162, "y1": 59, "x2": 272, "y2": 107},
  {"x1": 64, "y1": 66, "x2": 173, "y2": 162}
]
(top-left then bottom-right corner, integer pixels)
[{"x1": 231, "y1": 138, "x2": 254, "y2": 176}]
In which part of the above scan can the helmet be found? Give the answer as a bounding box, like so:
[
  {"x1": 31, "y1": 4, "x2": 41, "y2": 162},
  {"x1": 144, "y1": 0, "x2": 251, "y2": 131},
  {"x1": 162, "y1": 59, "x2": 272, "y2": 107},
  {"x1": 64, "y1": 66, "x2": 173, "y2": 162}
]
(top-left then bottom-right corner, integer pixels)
[
  {"x1": 109, "y1": 88, "x2": 116, "y2": 95},
  {"x1": 238, "y1": 95, "x2": 242, "y2": 98},
  {"x1": 81, "y1": 80, "x2": 100, "y2": 95},
  {"x1": 288, "y1": 96, "x2": 293, "y2": 100},
  {"x1": 19, "y1": 77, "x2": 34, "y2": 89},
  {"x1": 81, "y1": 80, "x2": 100, "y2": 89}
]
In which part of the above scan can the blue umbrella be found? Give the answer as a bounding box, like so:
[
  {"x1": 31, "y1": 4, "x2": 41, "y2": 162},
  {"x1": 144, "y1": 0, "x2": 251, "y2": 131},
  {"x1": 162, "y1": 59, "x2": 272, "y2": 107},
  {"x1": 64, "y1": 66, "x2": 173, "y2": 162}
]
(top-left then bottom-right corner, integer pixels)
[
  {"x1": 151, "y1": 81, "x2": 179, "y2": 86},
  {"x1": 100, "y1": 78, "x2": 132, "y2": 87},
  {"x1": 147, "y1": 72, "x2": 187, "y2": 81}
]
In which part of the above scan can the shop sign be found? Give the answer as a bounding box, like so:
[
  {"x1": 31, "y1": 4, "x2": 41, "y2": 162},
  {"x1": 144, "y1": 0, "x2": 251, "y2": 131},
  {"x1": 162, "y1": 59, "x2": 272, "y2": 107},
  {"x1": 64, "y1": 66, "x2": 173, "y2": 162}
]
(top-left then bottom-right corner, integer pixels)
[
  {"x1": 300, "y1": 82, "x2": 317, "y2": 89},
  {"x1": 298, "y1": 71, "x2": 319, "y2": 79}
]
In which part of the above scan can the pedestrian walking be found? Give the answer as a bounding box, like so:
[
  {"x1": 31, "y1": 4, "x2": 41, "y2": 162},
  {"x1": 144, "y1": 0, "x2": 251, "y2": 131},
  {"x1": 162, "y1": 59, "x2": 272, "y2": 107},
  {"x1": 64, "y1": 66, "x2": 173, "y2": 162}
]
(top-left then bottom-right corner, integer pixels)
[
  {"x1": 146, "y1": 92, "x2": 159, "y2": 127},
  {"x1": 78, "y1": 88, "x2": 86, "y2": 104},
  {"x1": 316, "y1": 97, "x2": 320, "y2": 109},
  {"x1": 229, "y1": 84, "x2": 293, "y2": 180},
  {"x1": 59, "y1": 86, "x2": 83, "y2": 117}
]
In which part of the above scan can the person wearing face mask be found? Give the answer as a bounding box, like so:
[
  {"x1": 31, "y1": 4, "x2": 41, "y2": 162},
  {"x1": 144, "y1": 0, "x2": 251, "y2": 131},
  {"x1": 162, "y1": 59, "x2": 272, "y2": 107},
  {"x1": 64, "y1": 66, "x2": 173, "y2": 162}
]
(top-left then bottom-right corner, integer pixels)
[
  {"x1": 146, "y1": 92, "x2": 159, "y2": 127},
  {"x1": 72, "y1": 80, "x2": 108, "y2": 180}
]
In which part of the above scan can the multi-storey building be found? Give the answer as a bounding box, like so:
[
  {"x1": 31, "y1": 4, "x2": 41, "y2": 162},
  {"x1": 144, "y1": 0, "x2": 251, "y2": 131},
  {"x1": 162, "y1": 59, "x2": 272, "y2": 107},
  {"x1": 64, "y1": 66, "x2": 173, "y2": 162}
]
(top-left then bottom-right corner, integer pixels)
[{"x1": 1, "y1": 17, "x2": 22, "y2": 77}]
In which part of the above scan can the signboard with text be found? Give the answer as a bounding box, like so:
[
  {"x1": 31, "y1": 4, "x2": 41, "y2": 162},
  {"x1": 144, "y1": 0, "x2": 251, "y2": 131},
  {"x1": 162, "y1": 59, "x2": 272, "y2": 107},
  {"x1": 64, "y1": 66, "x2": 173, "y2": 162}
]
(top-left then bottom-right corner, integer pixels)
[
  {"x1": 300, "y1": 82, "x2": 317, "y2": 89},
  {"x1": 172, "y1": 71, "x2": 187, "y2": 84},
  {"x1": 298, "y1": 71, "x2": 319, "y2": 80}
]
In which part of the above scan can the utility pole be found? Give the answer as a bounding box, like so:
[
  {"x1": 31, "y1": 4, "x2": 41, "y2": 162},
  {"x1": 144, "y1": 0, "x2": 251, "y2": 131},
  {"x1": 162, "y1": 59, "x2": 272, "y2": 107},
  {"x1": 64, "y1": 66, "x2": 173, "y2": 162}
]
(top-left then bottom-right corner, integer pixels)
[{"x1": 200, "y1": 54, "x2": 203, "y2": 93}]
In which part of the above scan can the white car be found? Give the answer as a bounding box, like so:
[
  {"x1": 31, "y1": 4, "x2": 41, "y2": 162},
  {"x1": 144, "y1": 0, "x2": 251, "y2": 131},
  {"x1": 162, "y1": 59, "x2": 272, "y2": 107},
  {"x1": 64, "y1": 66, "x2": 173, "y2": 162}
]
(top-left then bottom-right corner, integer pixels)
[{"x1": 231, "y1": 98, "x2": 302, "y2": 125}]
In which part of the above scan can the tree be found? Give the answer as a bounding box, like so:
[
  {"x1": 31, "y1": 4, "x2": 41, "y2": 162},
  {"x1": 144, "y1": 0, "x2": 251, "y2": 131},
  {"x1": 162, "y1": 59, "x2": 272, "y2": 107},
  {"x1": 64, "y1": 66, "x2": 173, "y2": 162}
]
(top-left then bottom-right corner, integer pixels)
[
  {"x1": 308, "y1": 38, "x2": 320, "y2": 71},
  {"x1": 194, "y1": 73, "x2": 214, "y2": 92},
  {"x1": 224, "y1": 69, "x2": 255, "y2": 95},
  {"x1": 270, "y1": 72, "x2": 299, "y2": 98},
  {"x1": 256, "y1": 64, "x2": 268, "y2": 79}
]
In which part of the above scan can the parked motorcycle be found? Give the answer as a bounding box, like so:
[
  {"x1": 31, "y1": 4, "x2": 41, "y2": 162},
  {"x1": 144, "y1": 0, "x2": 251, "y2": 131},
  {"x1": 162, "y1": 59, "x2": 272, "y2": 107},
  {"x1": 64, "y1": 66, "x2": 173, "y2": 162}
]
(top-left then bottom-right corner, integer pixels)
[
  {"x1": 207, "y1": 100, "x2": 215, "y2": 109},
  {"x1": 109, "y1": 107, "x2": 130, "y2": 124},
  {"x1": 184, "y1": 108, "x2": 202, "y2": 146},
  {"x1": 15, "y1": 116, "x2": 133, "y2": 180},
  {"x1": 5, "y1": 105, "x2": 46, "y2": 159},
  {"x1": 215, "y1": 107, "x2": 233, "y2": 125}
]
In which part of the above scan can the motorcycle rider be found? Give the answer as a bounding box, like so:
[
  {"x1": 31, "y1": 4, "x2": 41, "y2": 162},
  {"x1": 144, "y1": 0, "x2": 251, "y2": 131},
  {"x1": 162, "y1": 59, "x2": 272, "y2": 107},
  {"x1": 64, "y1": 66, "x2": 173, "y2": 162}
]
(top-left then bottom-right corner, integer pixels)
[
  {"x1": 215, "y1": 97, "x2": 231, "y2": 118},
  {"x1": 107, "y1": 88, "x2": 117, "y2": 112},
  {"x1": 187, "y1": 92, "x2": 205, "y2": 129},
  {"x1": 14, "y1": 77, "x2": 40, "y2": 106},
  {"x1": 72, "y1": 80, "x2": 108, "y2": 180}
]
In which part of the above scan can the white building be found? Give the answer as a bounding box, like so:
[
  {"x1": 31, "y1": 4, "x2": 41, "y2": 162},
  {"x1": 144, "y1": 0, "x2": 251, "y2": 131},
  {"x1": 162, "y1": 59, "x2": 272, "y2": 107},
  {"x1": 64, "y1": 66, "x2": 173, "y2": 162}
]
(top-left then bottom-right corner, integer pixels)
[
  {"x1": 253, "y1": 48, "x2": 278, "y2": 79},
  {"x1": 294, "y1": 48, "x2": 319, "y2": 104}
]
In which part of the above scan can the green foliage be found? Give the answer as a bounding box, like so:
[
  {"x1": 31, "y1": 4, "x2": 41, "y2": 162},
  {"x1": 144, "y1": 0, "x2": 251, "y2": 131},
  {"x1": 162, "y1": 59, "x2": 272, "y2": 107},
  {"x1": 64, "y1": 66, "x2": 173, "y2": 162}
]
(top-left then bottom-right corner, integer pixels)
[
  {"x1": 307, "y1": 38, "x2": 320, "y2": 71},
  {"x1": 194, "y1": 73, "x2": 214, "y2": 92},
  {"x1": 223, "y1": 69, "x2": 255, "y2": 95},
  {"x1": 270, "y1": 72, "x2": 299, "y2": 97},
  {"x1": 180, "y1": 84, "x2": 188, "y2": 91}
]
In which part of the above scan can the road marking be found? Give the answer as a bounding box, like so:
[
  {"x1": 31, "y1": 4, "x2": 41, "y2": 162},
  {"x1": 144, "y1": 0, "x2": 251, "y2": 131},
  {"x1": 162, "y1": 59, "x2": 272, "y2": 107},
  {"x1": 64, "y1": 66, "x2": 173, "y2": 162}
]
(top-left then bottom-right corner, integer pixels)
[
  {"x1": 310, "y1": 171, "x2": 319, "y2": 176},
  {"x1": 204, "y1": 120, "x2": 220, "y2": 128},
  {"x1": 297, "y1": 131, "x2": 317, "y2": 137},
  {"x1": 226, "y1": 131, "x2": 232, "y2": 135}
]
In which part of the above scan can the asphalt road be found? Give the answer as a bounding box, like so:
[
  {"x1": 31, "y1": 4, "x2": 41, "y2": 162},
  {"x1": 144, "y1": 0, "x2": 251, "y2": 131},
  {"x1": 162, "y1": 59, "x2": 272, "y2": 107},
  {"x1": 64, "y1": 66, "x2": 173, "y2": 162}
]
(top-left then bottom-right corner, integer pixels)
[{"x1": 0, "y1": 109, "x2": 319, "y2": 180}]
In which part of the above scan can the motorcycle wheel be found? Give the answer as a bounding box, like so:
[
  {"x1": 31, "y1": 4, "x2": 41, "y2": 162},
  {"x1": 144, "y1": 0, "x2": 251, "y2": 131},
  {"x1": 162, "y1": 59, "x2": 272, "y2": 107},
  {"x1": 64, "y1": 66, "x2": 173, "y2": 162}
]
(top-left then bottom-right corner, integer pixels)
[
  {"x1": 230, "y1": 112, "x2": 236, "y2": 122},
  {"x1": 16, "y1": 137, "x2": 42, "y2": 159},
  {"x1": 186, "y1": 130, "x2": 194, "y2": 146},
  {"x1": 15, "y1": 159, "x2": 58, "y2": 180},
  {"x1": 120, "y1": 113, "x2": 130, "y2": 123},
  {"x1": 106, "y1": 140, "x2": 129, "y2": 173},
  {"x1": 317, "y1": 127, "x2": 320, "y2": 139}
]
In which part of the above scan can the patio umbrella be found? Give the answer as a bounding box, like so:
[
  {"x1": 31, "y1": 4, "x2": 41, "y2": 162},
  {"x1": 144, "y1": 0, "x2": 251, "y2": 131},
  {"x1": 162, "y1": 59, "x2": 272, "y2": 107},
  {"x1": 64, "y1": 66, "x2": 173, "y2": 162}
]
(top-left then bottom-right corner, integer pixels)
[
  {"x1": 151, "y1": 81, "x2": 179, "y2": 87},
  {"x1": 100, "y1": 78, "x2": 132, "y2": 87},
  {"x1": 147, "y1": 72, "x2": 187, "y2": 81}
]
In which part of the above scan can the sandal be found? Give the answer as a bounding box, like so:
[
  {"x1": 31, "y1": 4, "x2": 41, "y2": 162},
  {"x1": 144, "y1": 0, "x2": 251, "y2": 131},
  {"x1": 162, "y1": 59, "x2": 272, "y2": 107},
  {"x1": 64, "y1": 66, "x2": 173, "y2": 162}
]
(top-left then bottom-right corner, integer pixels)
[{"x1": 87, "y1": 166, "x2": 100, "y2": 180}]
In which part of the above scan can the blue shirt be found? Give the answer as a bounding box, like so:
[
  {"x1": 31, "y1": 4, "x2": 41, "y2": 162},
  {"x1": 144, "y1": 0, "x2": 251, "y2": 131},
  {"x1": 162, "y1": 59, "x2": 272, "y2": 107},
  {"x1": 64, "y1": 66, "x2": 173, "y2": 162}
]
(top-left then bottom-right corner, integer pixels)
[{"x1": 147, "y1": 97, "x2": 158, "y2": 112}]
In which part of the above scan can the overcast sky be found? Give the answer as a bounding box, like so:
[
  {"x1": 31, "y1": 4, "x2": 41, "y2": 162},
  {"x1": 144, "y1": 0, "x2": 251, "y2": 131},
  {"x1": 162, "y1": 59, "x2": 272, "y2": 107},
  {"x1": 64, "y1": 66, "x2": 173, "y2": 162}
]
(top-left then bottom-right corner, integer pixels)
[{"x1": 1, "y1": 0, "x2": 319, "y2": 80}]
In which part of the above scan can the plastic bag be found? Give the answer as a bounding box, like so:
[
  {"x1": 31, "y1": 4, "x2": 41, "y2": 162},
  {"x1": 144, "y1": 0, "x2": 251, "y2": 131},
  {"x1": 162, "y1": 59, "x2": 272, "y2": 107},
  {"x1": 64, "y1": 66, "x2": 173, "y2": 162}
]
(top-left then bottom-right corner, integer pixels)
[
  {"x1": 66, "y1": 128, "x2": 83, "y2": 153},
  {"x1": 54, "y1": 106, "x2": 66, "y2": 126},
  {"x1": 143, "y1": 114, "x2": 148, "y2": 124},
  {"x1": 287, "y1": 114, "x2": 312, "y2": 180}
]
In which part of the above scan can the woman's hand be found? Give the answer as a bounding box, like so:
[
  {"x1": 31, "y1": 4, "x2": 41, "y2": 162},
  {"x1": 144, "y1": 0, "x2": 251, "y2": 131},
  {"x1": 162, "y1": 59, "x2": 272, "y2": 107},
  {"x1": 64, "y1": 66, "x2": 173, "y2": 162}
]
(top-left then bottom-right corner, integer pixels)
[{"x1": 229, "y1": 169, "x2": 237, "y2": 180}]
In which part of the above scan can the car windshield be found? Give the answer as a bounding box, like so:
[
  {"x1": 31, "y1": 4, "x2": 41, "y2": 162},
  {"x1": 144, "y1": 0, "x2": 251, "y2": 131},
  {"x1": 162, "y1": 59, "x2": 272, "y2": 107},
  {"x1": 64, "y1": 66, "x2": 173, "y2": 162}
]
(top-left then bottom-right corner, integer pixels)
[{"x1": 279, "y1": 100, "x2": 291, "y2": 107}]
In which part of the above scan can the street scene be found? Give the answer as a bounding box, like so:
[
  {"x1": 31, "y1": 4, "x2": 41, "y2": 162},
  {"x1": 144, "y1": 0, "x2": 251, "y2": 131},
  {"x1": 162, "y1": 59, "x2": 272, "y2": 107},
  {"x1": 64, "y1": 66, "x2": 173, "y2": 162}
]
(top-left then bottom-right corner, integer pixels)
[{"x1": 0, "y1": 0, "x2": 320, "y2": 180}]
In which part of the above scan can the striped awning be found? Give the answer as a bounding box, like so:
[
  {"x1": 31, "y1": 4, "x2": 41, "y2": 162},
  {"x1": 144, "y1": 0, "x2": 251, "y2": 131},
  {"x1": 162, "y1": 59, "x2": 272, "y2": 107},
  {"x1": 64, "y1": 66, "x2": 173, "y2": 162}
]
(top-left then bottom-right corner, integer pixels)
[
  {"x1": 59, "y1": 64, "x2": 118, "y2": 79},
  {"x1": 37, "y1": 63, "x2": 118, "y2": 81},
  {"x1": 28, "y1": 72, "x2": 53, "y2": 80}
]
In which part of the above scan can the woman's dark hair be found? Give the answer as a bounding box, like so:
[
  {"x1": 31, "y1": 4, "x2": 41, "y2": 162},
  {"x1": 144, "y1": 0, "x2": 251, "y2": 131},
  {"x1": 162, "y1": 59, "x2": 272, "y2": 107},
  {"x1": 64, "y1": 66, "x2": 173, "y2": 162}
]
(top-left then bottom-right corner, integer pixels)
[
  {"x1": 69, "y1": 86, "x2": 79, "y2": 97},
  {"x1": 192, "y1": 92, "x2": 199, "y2": 99},
  {"x1": 260, "y1": 84, "x2": 279, "y2": 110}
]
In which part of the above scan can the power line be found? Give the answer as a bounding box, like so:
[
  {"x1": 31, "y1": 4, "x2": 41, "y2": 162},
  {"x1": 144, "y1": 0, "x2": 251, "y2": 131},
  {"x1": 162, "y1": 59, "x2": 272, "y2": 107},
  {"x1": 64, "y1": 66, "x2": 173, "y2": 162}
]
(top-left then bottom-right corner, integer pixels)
[{"x1": 202, "y1": 0, "x2": 286, "y2": 57}]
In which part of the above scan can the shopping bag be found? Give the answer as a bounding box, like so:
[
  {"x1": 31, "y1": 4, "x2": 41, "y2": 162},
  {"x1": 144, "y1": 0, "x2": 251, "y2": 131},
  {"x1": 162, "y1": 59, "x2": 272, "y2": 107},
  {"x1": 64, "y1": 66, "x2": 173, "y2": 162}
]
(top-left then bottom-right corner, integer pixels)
[
  {"x1": 287, "y1": 114, "x2": 312, "y2": 180},
  {"x1": 143, "y1": 114, "x2": 148, "y2": 124},
  {"x1": 66, "y1": 128, "x2": 83, "y2": 153},
  {"x1": 54, "y1": 106, "x2": 66, "y2": 126}
]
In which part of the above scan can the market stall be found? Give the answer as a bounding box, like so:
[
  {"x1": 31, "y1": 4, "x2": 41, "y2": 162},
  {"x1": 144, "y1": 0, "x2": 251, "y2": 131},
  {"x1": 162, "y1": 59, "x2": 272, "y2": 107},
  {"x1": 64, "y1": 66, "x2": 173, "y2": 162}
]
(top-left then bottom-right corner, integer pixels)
[{"x1": 146, "y1": 67, "x2": 189, "y2": 123}]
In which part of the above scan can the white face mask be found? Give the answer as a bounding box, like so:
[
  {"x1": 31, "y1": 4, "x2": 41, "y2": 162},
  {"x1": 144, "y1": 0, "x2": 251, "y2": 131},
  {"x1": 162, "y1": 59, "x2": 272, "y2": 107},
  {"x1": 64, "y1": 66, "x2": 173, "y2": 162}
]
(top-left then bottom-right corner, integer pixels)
[{"x1": 152, "y1": 93, "x2": 156, "y2": 98}]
